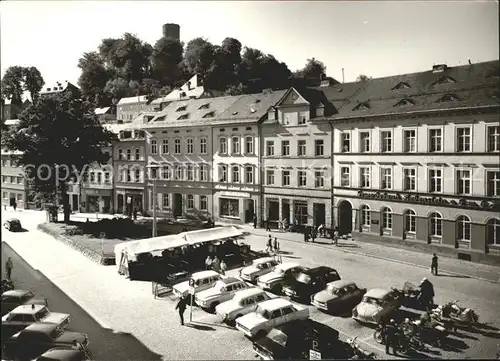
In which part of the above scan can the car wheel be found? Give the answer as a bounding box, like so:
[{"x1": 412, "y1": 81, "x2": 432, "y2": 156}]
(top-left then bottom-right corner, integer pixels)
[{"x1": 373, "y1": 330, "x2": 383, "y2": 344}]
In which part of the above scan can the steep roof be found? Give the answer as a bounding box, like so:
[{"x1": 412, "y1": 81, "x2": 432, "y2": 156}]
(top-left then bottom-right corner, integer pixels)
[
  {"x1": 117, "y1": 95, "x2": 149, "y2": 105},
  {"x1": 40, "y1": 81, "x2": 78, "y2": 95}
]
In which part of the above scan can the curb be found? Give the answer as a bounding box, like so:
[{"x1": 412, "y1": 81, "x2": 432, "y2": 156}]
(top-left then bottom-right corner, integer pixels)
[{"x1": 247, "y1": 230, "x2": 499, "y2": 284}]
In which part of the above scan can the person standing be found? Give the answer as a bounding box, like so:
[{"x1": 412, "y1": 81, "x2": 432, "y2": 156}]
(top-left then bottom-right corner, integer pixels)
[
  {"x1": 220, "y1": 259, "x2": 227, "y2": 275},
  {"x1": 333, "y1": 228, "x2": 339, "y2": 246},
  {"x1": 253, "y1": 214, "x2": 257, "y2": 229},
  {"x1": 13, "y1": 202, "x2": 17, "y2": 211},
  {"x1": 273, "y1": 237, "x2": 279, "y2": 252},
  {"x1": 175, "y1": 295, "x2": 188, "y2": 325},
  {"x1": 385, "y1": 319, "x2": 398, "y2": 355},
  {"x1": 5, "y1": 257, "x2": 13, "y2": 280},
  {"x1": 267, "y1": 235, "x2": 273, "y2": 252},
  {"x1": 205, "y1": 255, "x2": 213, "y2": 270},
  {"x1": 265, "y1": 217, "x2": 271, "y2": 231},
  {"x1": 431, "y1": 253, "x2": 439, "y2": 275},
  {"x1": 283, "y1": 218, "x2": 288, "y2": 232},
  {"x1": 212, "y1": 256, "x2": 220, "y2": 272}
]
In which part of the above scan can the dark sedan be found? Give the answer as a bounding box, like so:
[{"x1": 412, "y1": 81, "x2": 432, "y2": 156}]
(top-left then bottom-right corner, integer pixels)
[
  {"x1": 283, "y1": 266, "x2": 341, "y2": 302},
  {"x1": 4, "y1": 218, "x2": 22, "y2": 232}
]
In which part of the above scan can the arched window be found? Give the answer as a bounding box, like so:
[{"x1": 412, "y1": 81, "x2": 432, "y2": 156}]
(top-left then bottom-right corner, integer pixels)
[
  {"x1": 360, "y1": 205, "x2": 371, "y2": 226},
  {"x1": 381, "y1": 207, "x2": 392, "y2": 229},
  {"x1": 429, "y1": 212, "x2": 442, "y2": 237},
  {"x1": 219, "y1": 137, "x2": 227, "y2": 154},
  {"x1": 487, "y1": 219, "x2": 500, "y2": 245},
  {"x1": 231, "y1": 165, "x2": 240, "y2": 183},
  {"x1": 457, "y1": 215, "x2": 471, "y2": 241},
  {"x1": 404, "y1": 209, "x2": 416, "y2": 233},
  {"x1": 231, "y1": 136, "x2": 240, "y2": 154}
]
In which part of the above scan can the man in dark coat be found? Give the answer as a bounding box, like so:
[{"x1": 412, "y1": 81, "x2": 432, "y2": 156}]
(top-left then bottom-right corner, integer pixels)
[
  {"x1": 253, "y1": 214, "x2": 257, "y2": 229},
  {"x1": 265, "y1": 217, "x2": 271, "y2": 231},
  {"x1": 431, "y1": 253, "x2": 438, "y2": 275},
  {"x1": 419, "y1": 278, "x2": 435, "y2": 309},
  {"x1": 175, "y1": 295, "x2": 188, "y2": 325},
  {"x1": 385, "y1": 319, "x2": 398, "y2": 355}
]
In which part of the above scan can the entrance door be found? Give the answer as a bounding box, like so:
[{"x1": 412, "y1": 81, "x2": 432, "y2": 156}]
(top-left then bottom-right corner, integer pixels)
[
  {"x1": 117, "y1": 194, "x2": 124, "y2": 214},
  {"x1": 245, "y1": 199, "x2": 255, "y2": 223},
  {"x1": 313, "y1": 203, "x2": 326, "y2": 227},
  {"x1": 72, "y1": 195, "x2": 78, "y2": 211},
  {"x1": 282, "y1": 201, "x2": 290, "y2": 222},
  {"x1": 173, "y1": 193, "x2": 183, "y2": 217},
  {"x1": 294, "y1": 202, "x2": 308, "y2": 225},
  {"x1": 268, "y1": 201, "x2": 279, "y2": 221},
  {"x1": 337, "y1": 200, "x2": 353, "y2": 235}
]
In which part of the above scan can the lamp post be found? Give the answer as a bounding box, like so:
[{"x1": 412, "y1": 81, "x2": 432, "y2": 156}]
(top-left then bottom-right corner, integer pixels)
[{"x1": 147, "y1": 164, "x2": 158, "y2": 238}]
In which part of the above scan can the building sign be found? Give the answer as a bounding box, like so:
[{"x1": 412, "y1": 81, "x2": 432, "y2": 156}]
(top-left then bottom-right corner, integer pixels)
[
  {"x1": 371, "y1": 219, "x2": 379, "y2": 225},
  {"x1": 309, "y1": 350, "x2": 321, "y2": 360},
  {"x1": 220, "y1": 191, "x2": 251, "y2": 198},
  {"x1": 357, "y1": 190, "x2": 500, "y2": 211},
  {"x1": 127, "y1": 196, "x2": 132, "y2": 204}
]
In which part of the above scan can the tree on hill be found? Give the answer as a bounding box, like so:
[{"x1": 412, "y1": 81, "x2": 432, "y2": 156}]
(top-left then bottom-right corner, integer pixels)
[
  {"x1": 3, "y1": 92, "x2": 117, "y2": 223},
  {"x1": 1, "y1": 65, "x2": 45, "y2": 103}
]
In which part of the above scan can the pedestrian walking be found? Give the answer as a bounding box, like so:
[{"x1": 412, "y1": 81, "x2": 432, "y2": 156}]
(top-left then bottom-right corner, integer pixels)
[
  {"x1": 220, "y1": 259, "x2": 227, "y2": 275},
  {"x1": 283, "y1": 218, "x2": 288, "y2": 232},
  {"x1": 212, "y1": 256, "x2": 220, "y2": 272},
  {"x1": 205, "y1": 255, "x2": 213, "y2": 270},
  {"x1": 175, "y1": 295, "x2": 188, "y2": 325},
  {"x1": 333, "y1": 228, "x2": 339, "y2": 246},
  {"x1": 5, "y1": 257, "x2": 13, "y2": 280},
  {"x1": 267, "y1": 235, "x2": 273, "y2": 252},
  {"x1": 431, "y1": 253, "x2": 439, "y2": 275},
  {"x1": 265, "y1": 217, "x2": 271, "y2": 231},
  {"x1": 311, "y1": 227, "x2": 316, "y2": 243},
  {"x1": 13, "y1": 202, "x2": 17, "y2": 211},
  {"x1": 278, "y1": 219, "x2": 283, "y2": 232},
  {"x1": 253, "y1": 214, "x2": 257, "y2": 229},
  {"x1": 273, "y1": 237, "x2": 279, "y2": 252}
]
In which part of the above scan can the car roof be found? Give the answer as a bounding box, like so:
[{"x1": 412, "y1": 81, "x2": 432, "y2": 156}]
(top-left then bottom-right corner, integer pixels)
[
  {"x1": 11, "y1": 304, "x2": 45, "y2": 314},
  {"x1": 253, "y1": 257, "x2": 276, "y2": 264},
  {"x1": 365, "y1": 288, "x2": 391, "y2": 299},
  {"x1": 192, "y1": 270, "x2": 219, "y2": 279},
  {"x1": 326, "y1": 280, "x2": 355, "y2": 288},
  {"x1": 258, "y1": 298, "x2": 292, "y2": 310},
  {"x1": 6, "y1": 218, "x2": 20, "y2": 222},
  {"x1": 24, "y1": 322, "x2": 57, "y2": 333},
  {"x1": 274, "y1": 319, "x2": 340, "y2": 337},
  {"x1": 234, "y1": 288, "x2": 265, "y2": 299},
  {"x1": 275, "y1": 262, "x2": 300, "y2": 271},
  {"x1": 301, "y1": 266, "x2": 336, "y2": 276},
  {"x1": 2, "y1": 289, "x2": 32, "y2": 297},
  {"x1": 218, "y1": 277, "x2": 241, "y2": 285}
]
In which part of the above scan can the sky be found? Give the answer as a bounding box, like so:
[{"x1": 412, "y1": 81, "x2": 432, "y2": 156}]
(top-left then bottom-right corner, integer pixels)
[{"x1": 1, "y1": 0, "x2": 498, "y2": 87}]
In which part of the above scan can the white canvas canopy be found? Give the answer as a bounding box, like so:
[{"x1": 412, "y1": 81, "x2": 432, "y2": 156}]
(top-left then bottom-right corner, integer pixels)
[{"x1": 180, "y1": 226, "x2": 242, "y2": 245}]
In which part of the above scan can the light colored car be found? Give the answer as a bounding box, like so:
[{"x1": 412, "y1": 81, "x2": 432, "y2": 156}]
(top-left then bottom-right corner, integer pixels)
[
  {"x1": 195, "y1": 277, "x2": 250, "y2": 311},
  {"x1": 257, "y1": 263, "x2": 306, "y2": 293},
  {"x1": 352, "y1": 288, "x2": 401, "y2": 324},
  {"x1": 235, "y1": 298, "x2": 309, "y2": 338},
  {"x1": 1, "y1": 290, "x2": 49, "y2": 316},
  {"x1": 36, "y1": 347, "x2": 88, "y2": 361},
  {"x1": 239, "y1": 257, "x2": 280, "y2": 283},
  {"x1": 215, "y1": 288, "x2": 273, "y2": 325},
  {"x1": 1, "y1": 305, "x2": 71, "y2": 338},
  {"x1": 311, "y1": 280, "x2": 367, "y2": 312},
  {"x1": 172, "y1": 270, "x2": 222, "y2": 299}
]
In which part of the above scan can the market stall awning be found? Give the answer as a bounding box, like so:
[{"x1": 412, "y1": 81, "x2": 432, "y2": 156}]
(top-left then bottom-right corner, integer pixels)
[
  {"x1": 133, "y1": 235, "x2": 186, "y2": 255},
  {"x1": 180, "y1": 226, "x2": 243, "y2": 245}
]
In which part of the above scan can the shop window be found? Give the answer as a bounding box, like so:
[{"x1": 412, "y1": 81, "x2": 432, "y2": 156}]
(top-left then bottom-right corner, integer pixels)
[
  {"x1": 487, "y1": 218, "x2": 500, "y2": 246},
  {"x1": 360, "y1": 205, "x2": 370, "y2": 226},
  {"x1": 429, "y1": 212, "x2": 442, "y2": 237},
  {"x1": 220, "y1": 198, "x2": 239, "y2": 218}
]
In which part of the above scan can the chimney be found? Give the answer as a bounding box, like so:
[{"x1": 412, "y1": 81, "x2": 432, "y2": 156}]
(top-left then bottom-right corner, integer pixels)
[
  {"x1": 468, "y1": 59, "x2": 472, "y2": 65},
  {"x1": 432, "y1": 64, "x2": 448, "y2": 73},
  {"x1": 342, "y1": 68, "x2": 345, "y2": 84}
]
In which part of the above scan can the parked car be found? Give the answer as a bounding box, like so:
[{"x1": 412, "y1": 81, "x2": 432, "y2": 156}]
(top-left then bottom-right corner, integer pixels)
[
  {"x1": 257, "y1": 263, "x2": 306, "y2": 294},
  {"x1": 2, "y1": 305, "x2": 71, "y2": 339},
  {"x1": 2, "y1": 323, "x2": 89, "y2": 361},
  {"x1": 216, "y1": 288, "x2": 274, "y2": 326},
  {"x1": 1, "y1": 290, "x2": 48, "y2": 316},
  {"x1": 252, "y1": 319, "x2": 343, "y2": 360},
  {"x1": 239, "y1": 257, "x2": 280, "y2": 283},
  {"x1": 36, "y1": 347, "x2": 88, "y2": 361},
  {"x1": 311, "y1": 280, "x2": 367, "y2": 313},
  {"x1": 352, "y1": 288, "x2": 401, "y2": 325},
  {"x1": 236, "y1": 298, "x2": 309, "y2": 338},
  {"x1": 195, "y1": 277, "x2": 250, "y2": 312},
  {"x1": 172, "y1": 270, "x2": 222, "y2": 299},
  {"x1": 4, "y1": 218, "x2": 22, "y2": 232},
  {"x1": 283, "y1": 266, "x2": 341, "y2": 302}
]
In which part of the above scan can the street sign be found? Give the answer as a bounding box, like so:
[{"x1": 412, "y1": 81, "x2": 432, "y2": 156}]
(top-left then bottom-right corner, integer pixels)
[
  {"x1": 309, "y1": 349, "x2": 321, "y2": 360},
  {"x1": 188, "y1": 278, "x2": 195, "y2": 295},
  {"x1": 188, "y1": 286, "x2": 195, "y2": 295}
]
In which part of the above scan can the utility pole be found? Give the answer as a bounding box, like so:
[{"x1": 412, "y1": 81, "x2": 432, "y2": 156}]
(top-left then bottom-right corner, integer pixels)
[{"x1": 153, "y1": 175, "x2": 157, "y2": 238}]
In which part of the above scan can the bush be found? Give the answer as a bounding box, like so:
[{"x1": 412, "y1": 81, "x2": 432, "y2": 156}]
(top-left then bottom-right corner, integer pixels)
[{"x1": 78, "y1": 217, "x2": 141, "y2": 239}]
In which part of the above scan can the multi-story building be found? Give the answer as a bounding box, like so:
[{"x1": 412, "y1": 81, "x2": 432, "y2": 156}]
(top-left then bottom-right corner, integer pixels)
[
  {"x1": 40, "y1": 81, "x2": 80, "y2": 98},
  {"x1": 1, "y1": 150, "x2": 26, "y2": 209},
  {"x1": 323, "y1": 61, "x2": 499, "y2": 261}
]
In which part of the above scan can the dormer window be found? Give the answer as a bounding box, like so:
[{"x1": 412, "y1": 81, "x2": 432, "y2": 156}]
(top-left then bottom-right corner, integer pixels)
[
  {"x1": 177, "y1": 113, "x2": 189, "y2": 120},
  {"x1": 198, "y1": 103, "x2": 210, "y2": 110},
  {"x1": 353, "y1": 102, "x2": 370, "y2": 111},
  {"x1": 203, "y1": 111, "x2": 215, "y2": 118},
  {"x1": 432, "y1": 64, "x2": 448, "y2": 73},
  {"x1": 433, "y1": 76, "x2": 456, "y2": 85},
  {"x1": 154, "y1": 115, "x2": 165, "y2": 122},
  {"x1": 268, "y1": 110, "x2": 275, "y2": 120},
  {"x1": 437, "y1": 93, "x2": 460, "y2": 103},
  {"x1": 394, "y1": 98, "x2": 415, "y2": 107},
  {"x1": 176, "y1": 106, "x2": 187, "y2": 112},
  {"x1": 392, "y1": 82, "x2": 411, "y2": 90},
  {"x1": 232, "y1": 111, "x2": 238, "y2": 115},
  {"x1": 122, "y1": 131, "x2": 132, "y2": 139},
  {"x1": 316, "y1": 106, "x2": 324, "y2": 117}
]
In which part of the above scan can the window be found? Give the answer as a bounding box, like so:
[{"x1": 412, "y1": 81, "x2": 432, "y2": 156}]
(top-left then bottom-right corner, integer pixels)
[
  {"x1": 118, "y1": 149, "x2": 123, "y2": 160},
  {"x1": 429, "y1": 212, "x2": 442, "y2": 237},
  {"x1": 134, "y1": 169, "x2": 141, "y2": 182},
  {"x1": 219, "y1": 137, "x2": 227, "y2": 154},
  {"x1": 266, "y1": 170, "x2": 275, "y2": 185},
  {"x1": 126, "y1": 169, "x2": 132, "y2": 182},
  {"x1": 282, "y1": 141, "x2": 290, "y2": 156},
  {"x1": 403, "y1": 168, "x2": 417, "y2": 191},
  {"x1": 200, "y1": 195, "x2": 208, "y2": 211},
  {"x1": 174, "y1": 139, "x2": 181, "y2": 154},
  {"x1": 457, "y1": 215, "x2": 471, "y2": 241},
  {"x1": 97, "y1": 173, "x2": 102, "y2": 183},
  {"x1": 360, "y1": 167, "x2": 370, "y2": 188},
  {"x1": 488, "y1": 126, "x2": 500, "y2": 152},
  {"x1": 456, "y1": 127, "x2": 471, "y2": 152},
  {"x1": 245, "y1": 136, "x2": 254, "y2": 154},
  {"x1": 245, "y1": 166, "x2": 254, "y2": 184},
  {"x1": 340, "y1": 167, "x2": 350, "y2": 187},
  {"x1": 17, "y1": 176, "x2": 23, "y2": 184},
  {"x1": 161, "y1": 165, "x2": 171, "y2": 180},
  {"x1": 200, "y1": 164, "x2": 208, "y2": 182},
  {"x1": 404, "y1": 210, "x2": 416, "y2": 233},
  {"x1": 487, "y1": 171, "x2": 500, "y2": 197},
  {"x1": 298, "y1": 140, "x2": 306, "y2": 156},
  {"x1": 381, "y1": 168, "x2": 392, "y2": 190},
  {"x1": 187, "y1": 194, "x2": 194, "y2": 209},
  {"x1": 126, "y1": 149, "x2": 132, "y2": 160},
  {"x1": 283, "y1": 114, "x2": 291, "y2": 125},
  {"x1": 231, "y1": 137, "x2": 240, "y2": 154},
  {"x1": 404, "y1": 130, "x2": 416, "y2": 152},
  {"x1": 2, "y1": 192, "x2": 7, "y2": 199},
  {"x1": 360, "y1": 205, "x2": 370, "y2": 226},
  {"x1": 381, "y1": 207, "x2": 392, "y2": 230},
  {"x1": 90, "y1": 172, "x2": 95, "y2": 183},
  {"x1": 429, "y1": 128, "x2": 442, "y2": 152},
  {"x1": 161, "y1": 139, "x2": 169, "y2": 154},
  {"x1": 341, "y1": 133, "x2": 350, "y2": 152},
  {"x1": 175, "y1": 166, "x2": 183, "y2": 180},
  {"x1": 487, "y1": 218, "x2": 500, "y2": 245},
  {"x1": 315, "y1": 139, "x2": 324, "y2": 156},
  {"x1": 186, "y1": 138, "x2": 194, "y2": 154},
  {"x1": 360, "y1": 132, "x2": 370, "y2": 152},
  {"x1": 200, "y1": 138, "x2": 207, "y2": 154},
  {"x1": 187, "y1": 165, "x2": 194, "y2": 181},
  {"x1": 219, "y1": 165, "x2": 228, "y2": 182},
  {"x1": 457, "y1": 170, "x2": 471, "y2": 195},
  {"x1": 232, "y1": 166, "x2": 240, "y2": 183},
  {"x1": 2, "y1": 176, "x2": 7, "y2": 183},
  {"x1": 134, "y1": 148, "x2": 140, "y2": 160},
  {"x1": 266, "y1": 141, "x2": 274, "y2": 156},
  {"x1": 299, "y1": 112, "x2": 307, "y2": 125},
  {"x1": 151, "y1": 140, "x2": 158, "y2": 155},
  {"x1": 282, "y1": 170, "x2": 290, "y2": 186},
  {"x1": 429, "y1": 169, "x2": 442, "y2": 193},
  {"x1": 298, "y1": 171, "x2": 307, "y2": 187},
  {"x1": 104, "y1": 172, "x2": 110, "y2": 184},
  {"x1": 381, "y1": 131, "x2": 392, "y2": 152},
  {"x1": 220, "y1": 198, "x2": 239, "y2": 218},
  {"x1": 162, "y1": 193, "x2": 170, "y2": 209},
  {"x1": 315, "y1": 171, "x2": 325, "y2": 188}
]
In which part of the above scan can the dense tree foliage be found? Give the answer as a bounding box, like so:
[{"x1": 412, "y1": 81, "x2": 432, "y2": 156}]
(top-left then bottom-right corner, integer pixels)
[{"x1": 1, "y1": 66, "x2": 45, "y2": 103}]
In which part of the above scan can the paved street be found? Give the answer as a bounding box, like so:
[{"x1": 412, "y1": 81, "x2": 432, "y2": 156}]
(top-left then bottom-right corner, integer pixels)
[{"x1": 2, "y1": 209, "x2": 500, "y2": 359}]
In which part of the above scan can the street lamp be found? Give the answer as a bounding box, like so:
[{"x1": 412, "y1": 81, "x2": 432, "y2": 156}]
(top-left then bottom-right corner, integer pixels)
[{"x1": 147, "y1": 164, "x2": 159, "y2": 238}]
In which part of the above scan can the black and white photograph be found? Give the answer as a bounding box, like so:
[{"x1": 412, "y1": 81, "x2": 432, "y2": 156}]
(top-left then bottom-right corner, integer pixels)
[{"x1": 1, "y1": 0, "x2": 499, "y2": 360}]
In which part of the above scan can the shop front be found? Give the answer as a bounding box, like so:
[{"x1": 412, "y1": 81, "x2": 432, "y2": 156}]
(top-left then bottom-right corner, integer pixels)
[
  {"x1": 264, "y1": 194, "x2": 331, "y2": 227},
  {"x1": 214, "y1": 191, "x2": 258, "y2": 225},
  {"x1": 115, "y1": 188, "x2": 144, "y2": 216},
  {"x1": 83, "y1": 188, "x2": 113, "y2": 213}
]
